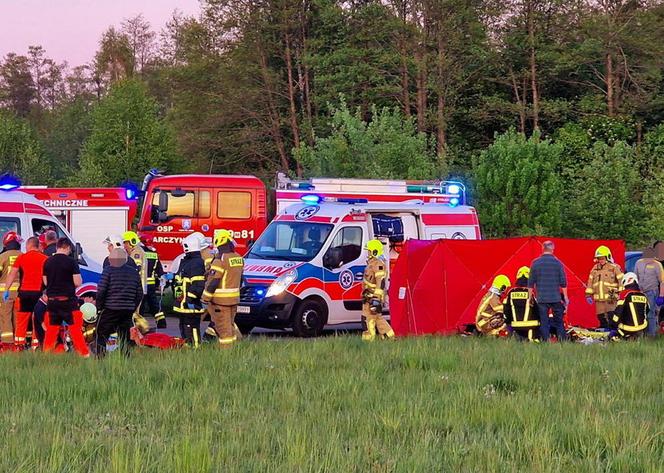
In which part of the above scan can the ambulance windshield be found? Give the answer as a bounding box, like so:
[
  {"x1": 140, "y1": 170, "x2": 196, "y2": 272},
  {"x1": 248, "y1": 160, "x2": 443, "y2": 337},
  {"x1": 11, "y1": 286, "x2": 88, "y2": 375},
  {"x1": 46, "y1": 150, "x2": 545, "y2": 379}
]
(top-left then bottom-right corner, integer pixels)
[{"x1": 247, "y1": 222, "x2": 333, "y2": 261}]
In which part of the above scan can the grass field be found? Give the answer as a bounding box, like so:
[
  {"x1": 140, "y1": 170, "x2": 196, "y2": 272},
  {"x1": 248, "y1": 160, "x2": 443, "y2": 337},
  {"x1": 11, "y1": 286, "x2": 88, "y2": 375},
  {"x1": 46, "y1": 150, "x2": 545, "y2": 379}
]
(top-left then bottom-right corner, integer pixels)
[{"x1": 0, "y1": 336, "x2": 662, "y2": 473}]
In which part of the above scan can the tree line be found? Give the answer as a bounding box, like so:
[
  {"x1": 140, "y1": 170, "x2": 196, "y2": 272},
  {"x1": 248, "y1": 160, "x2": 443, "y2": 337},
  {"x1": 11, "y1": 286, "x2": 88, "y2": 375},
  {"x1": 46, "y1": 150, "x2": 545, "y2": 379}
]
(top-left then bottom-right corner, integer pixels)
[{"x1": 1, "y1": 1, "x2": 663, "y2": 245}]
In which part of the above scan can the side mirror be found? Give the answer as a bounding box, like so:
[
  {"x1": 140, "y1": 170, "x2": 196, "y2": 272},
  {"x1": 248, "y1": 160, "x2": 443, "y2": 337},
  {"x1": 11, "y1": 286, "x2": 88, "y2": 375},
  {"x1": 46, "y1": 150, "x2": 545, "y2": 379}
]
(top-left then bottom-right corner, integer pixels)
[
  {"x1": 247, "y1": 238, "x2": 255, "y2": 250},
  {"x1": 75, "y1": 242, "x2": 87, "y2": 265},
  {"x1": 158, "y1": 191, "x2": 169, "y2": 212}
]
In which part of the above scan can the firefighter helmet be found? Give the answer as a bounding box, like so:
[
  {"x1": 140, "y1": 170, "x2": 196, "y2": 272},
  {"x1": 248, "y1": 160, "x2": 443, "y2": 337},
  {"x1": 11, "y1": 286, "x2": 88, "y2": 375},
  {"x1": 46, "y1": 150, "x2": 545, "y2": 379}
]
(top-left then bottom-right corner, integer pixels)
[
  {"x1": 80, "y1": 303, "x2": 98, "y2": 324},
  {"x1": 213, "y1": 229, "x2": 233, "y2": 248},
  {"x1": 182, "y1": 233, "x2": 202, "y2": 253},
  {"x1": 621, "y1": 272, "x2": 638, "y2": 287},
  {"x1": 3, "y1": 231, "x2": 21, "y2": 246},
  {"x1": 595, "y1": 245, "x2": 612, "y2": 259},
  {"x1": 492, "y1": 275, "x2": 511, "y2": 293},
  {"x1": 365, "y1": 239, "x2": 384, "y2": 258},
  {"x1": 516, "y1": 266, "x2": 530, "y2": 280},
  {"x1": 122, "y1": 231, "x2": 139, "y2": 247}
]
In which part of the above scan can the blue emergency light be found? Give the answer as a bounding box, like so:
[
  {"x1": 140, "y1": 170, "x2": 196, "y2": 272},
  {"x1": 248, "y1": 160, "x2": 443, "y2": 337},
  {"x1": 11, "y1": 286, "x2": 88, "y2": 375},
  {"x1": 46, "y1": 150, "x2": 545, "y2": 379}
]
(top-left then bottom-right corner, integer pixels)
[
  {"x1": 446, "y1": 184, "x2": 461, "y2": 195},
  {"x1": 0, "y1": 174, "x2": 21, "y2": 191},
  {"x1": 301, "y1": 194, "x2": 322, "y2": 205},
  {"x1": 121, "y1": 181, "x2": 139, "y2": 200},
  {"x1": 449, "y1": 197, "x2": 460, "y2": 207}
]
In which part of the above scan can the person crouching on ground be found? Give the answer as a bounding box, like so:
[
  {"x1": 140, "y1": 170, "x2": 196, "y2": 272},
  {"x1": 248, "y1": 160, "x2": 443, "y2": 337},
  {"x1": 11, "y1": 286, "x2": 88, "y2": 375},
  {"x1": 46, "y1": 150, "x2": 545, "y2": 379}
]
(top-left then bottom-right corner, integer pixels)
[
  {"x1": 504, "y1": 266, "x2": 540, "y2": 341},
  {"x1": 94, "y1": 248, "x2": 143, "y2": 358},
  {"x1": 42, "y1": 238, "x2": 89, "y2": 357},
  {"x1": 611, "y1": 272, "x2": 649, "y2": 340},
  {"x1": 475, "y1": 275, "x2": 510, "y2": 336}
]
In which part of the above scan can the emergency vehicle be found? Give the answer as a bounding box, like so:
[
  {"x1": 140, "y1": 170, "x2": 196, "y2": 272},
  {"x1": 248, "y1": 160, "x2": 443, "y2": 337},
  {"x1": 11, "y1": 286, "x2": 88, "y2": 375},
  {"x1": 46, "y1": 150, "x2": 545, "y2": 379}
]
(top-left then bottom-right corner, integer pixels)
[
  {"x1": 137, "y1": 174, "x2": 268, "y2": 265},
  {"x1": 0, "y1": 188, "x2": 103, "y2": 297},
  {"x1": 236, "y1": 196, "x2": 481, "y2": 336},
  {"x1": 21, "y1": 187, "x2": 138, "y2": 265}
]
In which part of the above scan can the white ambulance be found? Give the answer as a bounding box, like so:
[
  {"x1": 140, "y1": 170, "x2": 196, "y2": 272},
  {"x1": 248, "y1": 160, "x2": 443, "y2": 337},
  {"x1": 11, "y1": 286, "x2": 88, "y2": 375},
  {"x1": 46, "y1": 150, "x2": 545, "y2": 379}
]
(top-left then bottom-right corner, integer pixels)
[
  {"x1": 236, "y1": 196, "x2": 481, "y2": 336},
  {"x1": 0, "y1": 188, "x2": 103, "y2": 297}
]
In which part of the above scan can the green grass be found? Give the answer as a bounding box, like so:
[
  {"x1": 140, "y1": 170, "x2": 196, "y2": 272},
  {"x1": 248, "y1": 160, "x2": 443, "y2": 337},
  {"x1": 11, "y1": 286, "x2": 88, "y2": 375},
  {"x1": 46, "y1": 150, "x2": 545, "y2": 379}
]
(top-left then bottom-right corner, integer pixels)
[{"x1": 0, "y1": 336, "x2": 662, "y2": 472}]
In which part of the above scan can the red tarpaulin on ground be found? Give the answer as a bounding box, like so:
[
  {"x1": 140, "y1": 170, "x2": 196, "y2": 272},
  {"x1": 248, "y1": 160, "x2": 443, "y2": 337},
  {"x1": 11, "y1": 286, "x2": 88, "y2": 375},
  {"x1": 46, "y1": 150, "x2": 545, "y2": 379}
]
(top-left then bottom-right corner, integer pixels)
[{"x1": 388, "y1": 237, "x2": 625, "y2": 336}]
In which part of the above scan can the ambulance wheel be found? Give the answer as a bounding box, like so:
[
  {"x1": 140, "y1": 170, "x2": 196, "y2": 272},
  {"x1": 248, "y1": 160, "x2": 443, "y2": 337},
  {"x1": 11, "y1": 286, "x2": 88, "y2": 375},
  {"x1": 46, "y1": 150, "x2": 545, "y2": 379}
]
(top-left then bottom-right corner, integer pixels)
[
  {"x1": 292, "y1": 298, "x2": 327, "y2": 338},
  {"x1": 236, "y1": 323, "x2": 254, "y2": 335}
]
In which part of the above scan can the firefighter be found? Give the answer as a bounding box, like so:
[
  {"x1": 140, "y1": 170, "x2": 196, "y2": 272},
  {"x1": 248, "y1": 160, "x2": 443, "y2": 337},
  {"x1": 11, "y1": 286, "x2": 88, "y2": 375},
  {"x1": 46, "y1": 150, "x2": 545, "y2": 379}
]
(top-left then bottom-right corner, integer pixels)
[
  {"x1": 0, "y1": 232, "x2": 22, "y2": 348},
  {"x1": 80, "y1": 302, "x2": 97, "y2": 344},
  {"x1": 361, "y1": 239, "x2": 394, "y2": 341},
  {"x1": 197, "y1": 233, "x2": 216, "y2": 272},
  {"x1": 122, "y1": 231, "x2": 150, "y2": 333},
  {"x1": 202, "y1": 229, "x2": 244, "y2": 347},
  {"x1": 173, "y1": 234, "x2": 206, "y2": 347},
  {"x1": 504, "y1": 266, "x2": 539, "y2": 341},
  {"x1": 585, "y1": 245, "x2": 624, "y2": 329},
  {"x1": 140, "y1": 235, "x2": 166, "y2": 328},
  {"x1": 611, "y1": 272, "x2": 649, "y2": 339},
  {"x1": 476, "y1": 275, "x2": 510, "y2": 336}
]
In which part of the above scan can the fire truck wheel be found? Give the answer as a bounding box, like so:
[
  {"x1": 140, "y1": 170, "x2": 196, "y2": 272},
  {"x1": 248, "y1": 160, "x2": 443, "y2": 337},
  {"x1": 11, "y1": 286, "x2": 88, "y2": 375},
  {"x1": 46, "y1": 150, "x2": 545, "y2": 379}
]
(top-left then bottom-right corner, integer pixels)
[{"x1": 292, "y1": 298, "x2": 328, "y2": 338}]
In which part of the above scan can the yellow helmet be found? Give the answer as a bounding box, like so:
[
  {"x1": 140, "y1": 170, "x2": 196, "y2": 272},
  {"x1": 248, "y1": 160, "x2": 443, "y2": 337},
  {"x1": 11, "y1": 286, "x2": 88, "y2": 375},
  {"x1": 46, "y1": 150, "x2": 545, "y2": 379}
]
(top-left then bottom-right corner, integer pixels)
[
  {"x1": 365, "y1": 239, "x2": 384, "y2": 258},
  {"x1": 122, "y1": 231, "x2": 139, "y2": 246},
  {"x1": 595, "y1": 245, "x2": 611, "y2": 259},
  {"x1": 516, "y1": 266, "x2": 530, "y2": 280},
  {"x1": 492, "y1": 275, "x2": 511, "y2": 292},
  {"x1": 214, "y1": 229, "x2": 233, "y2": 248}
]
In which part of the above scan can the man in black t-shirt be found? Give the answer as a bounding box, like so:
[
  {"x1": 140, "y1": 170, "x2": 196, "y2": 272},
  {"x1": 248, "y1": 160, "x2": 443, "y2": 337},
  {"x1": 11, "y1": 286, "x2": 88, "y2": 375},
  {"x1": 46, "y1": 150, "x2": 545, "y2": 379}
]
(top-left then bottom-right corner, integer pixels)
[
  {"x1": 42, "y1": 238, "x2": 89, "y2": 356},
  {"x1": 42, "y1": 230, "x2": 58, "y2": 257}
]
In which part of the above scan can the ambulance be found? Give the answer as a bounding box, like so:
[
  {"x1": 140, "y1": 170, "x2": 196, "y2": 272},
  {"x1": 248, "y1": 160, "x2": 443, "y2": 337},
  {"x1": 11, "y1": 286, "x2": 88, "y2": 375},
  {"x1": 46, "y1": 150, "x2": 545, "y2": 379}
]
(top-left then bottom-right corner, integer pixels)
[
  {"x1": 236, "y1": 195, "x2": 481, "y2": 336},
  {"x1": 0, "y1": 186, "x2": 103, "y2": 297},
  {"x1": 21, "y1": 187, "x2": 138, "y2": 265}
]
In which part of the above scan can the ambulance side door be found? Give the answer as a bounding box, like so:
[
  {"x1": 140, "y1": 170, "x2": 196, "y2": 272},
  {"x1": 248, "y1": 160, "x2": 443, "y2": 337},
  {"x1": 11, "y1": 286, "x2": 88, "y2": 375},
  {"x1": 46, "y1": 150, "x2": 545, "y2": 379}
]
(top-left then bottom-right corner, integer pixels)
[{"x1": 322, "y1": 225, "x2": 366, "y2": 323}]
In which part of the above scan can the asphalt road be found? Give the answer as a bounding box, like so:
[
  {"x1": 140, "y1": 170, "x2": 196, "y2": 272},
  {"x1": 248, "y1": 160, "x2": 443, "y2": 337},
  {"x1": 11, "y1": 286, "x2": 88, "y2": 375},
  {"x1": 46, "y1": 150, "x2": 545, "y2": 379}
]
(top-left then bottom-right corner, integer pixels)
[{"x1": 154, "y1": 316, "x2": 363, "y2": 339}]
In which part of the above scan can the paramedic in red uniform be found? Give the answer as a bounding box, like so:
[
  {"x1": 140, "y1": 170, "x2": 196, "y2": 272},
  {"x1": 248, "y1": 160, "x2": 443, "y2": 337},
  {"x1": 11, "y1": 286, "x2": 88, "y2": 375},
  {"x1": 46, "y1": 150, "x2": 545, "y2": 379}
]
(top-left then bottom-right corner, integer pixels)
[
  {"x1": 4, "y1": 237, "x2": 48, "y2": 349},
  {"x1": 42, "y1": 238, "x2": 89, "y2": 357}
]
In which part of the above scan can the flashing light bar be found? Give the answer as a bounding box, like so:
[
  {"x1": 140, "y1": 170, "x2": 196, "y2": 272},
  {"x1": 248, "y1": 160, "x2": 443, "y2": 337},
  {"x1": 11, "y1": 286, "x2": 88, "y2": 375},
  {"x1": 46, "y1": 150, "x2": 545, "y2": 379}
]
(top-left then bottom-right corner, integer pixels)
[
  {"x1": 301, "y1": 194, "x2": 322, "y2": 205},
  {"x1": 449, "y1": 197, "x2": 460, "y2": 207},
  {"x1": 0, "y1": 174, "x2": 21, "y2": 191}
]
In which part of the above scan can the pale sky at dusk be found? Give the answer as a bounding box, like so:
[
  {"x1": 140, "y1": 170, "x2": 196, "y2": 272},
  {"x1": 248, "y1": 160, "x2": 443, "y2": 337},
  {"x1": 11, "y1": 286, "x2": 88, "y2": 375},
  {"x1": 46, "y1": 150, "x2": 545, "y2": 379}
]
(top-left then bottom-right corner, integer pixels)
[{"x1": 0, "y1": 0, "x2": 201, "y2": 66}]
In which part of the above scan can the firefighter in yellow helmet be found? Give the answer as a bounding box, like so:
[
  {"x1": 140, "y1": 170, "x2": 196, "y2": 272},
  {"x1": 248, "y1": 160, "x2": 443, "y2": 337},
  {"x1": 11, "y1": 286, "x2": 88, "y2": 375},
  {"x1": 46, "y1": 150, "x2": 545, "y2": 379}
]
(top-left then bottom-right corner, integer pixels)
[
  {"x1": 122, "y1": 231, "x2": 150, "y2": 333},
  {"x1": 361, "y1": 239, "x2": 394, "y2": 341},
  {"x1": 503, "y1": 266, "x2": 539, "y2": 341},
  {"x1": 202, "y1": 229, "x2": 244, "y2": 347},
  {"x1": 585, "y1": 245, "x2": 624, "y2": 329},
  {"x1": 476, "y1": 275, "x2": 510, "y2": 336}
]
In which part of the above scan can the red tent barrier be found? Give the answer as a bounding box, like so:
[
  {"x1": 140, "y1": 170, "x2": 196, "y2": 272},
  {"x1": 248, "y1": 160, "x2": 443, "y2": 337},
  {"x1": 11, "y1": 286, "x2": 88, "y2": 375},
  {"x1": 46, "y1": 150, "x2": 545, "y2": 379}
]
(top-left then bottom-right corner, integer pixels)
[{"x1": 388, "y1": 237, "x2": 625, "y2": 336}]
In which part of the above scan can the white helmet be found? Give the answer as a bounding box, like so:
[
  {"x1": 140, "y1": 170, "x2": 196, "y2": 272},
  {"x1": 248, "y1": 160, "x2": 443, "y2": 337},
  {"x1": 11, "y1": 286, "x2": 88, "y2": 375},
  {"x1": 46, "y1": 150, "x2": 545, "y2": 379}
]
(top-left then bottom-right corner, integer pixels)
[
  {"x1": 182, "y1": 233, "x2": 202, "y2": 253},
  {"x1": 621, "y1": 272, "x2": 638, "y2": 287},
  {"x1": 103, "y1": 235, "x2": 123, "y2": 249}
]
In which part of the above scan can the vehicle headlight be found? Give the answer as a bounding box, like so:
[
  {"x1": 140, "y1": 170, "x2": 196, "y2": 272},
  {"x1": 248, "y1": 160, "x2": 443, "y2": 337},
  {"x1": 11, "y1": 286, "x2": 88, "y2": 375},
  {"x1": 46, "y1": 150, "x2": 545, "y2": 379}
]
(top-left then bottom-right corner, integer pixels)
[{"x1": 265, "y1": 270, "x2": 297, "y2": 298}]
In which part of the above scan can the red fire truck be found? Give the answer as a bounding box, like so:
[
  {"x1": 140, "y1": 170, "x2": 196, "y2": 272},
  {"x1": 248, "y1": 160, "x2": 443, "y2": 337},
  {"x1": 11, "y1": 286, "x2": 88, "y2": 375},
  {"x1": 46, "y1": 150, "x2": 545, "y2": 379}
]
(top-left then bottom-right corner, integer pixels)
[
  {"x1": 21, "y1": 187, "x2": 138, "y2": 265},
  {"x1": 136, "y1": 172, "x2": 471, "y2": 267}
]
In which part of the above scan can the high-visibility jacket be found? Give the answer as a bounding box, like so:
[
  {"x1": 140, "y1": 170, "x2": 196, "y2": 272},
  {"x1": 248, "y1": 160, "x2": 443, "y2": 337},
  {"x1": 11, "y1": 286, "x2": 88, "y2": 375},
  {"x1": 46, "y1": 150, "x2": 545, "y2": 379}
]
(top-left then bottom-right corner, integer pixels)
[
  {"x1": 0, "y1": 250, "x2": 21, "y2": 292},
  {"x1": 362, "y1": 257, "x2": 387, "y2": 302},
  {"x1": 128, "y1": 244, "x2": 147, "y2": 293},
  {"x1": 475, "y1": 292, "x2": 506, "y2": 335},
  {"x1": 612, "y1": 289, "x2": 648, "y2": 334},
  {"x1": 586, "y1": 262, "x2": 623, "y2": 303},
  {"x1": 173, "y1": 252, "x2": 206, "y2": 315},
  {"x1": 503, "y1": 286, "x2": 539, "y2": 329},
  {"x1": 140, "y1": 244, "x2": 164, "y2": 287},
  {"x1": 202, "y1": 252, "x2": 244, "y2": 306}
]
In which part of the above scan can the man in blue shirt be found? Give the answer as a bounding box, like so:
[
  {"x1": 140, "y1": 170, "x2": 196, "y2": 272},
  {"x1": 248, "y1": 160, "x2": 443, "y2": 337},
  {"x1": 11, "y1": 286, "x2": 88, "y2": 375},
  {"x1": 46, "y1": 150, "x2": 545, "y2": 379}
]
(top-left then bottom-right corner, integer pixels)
[{"x1": 528, "y1": 241, "x2": 569, "y2": 341}]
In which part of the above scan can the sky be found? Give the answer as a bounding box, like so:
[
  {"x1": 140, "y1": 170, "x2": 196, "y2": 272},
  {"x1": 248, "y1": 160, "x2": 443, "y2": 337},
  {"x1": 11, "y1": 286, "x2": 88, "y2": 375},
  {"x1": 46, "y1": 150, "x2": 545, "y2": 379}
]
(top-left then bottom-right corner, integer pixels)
[{"x1": 0, "y1": 0, "x2": 201, "y2": 66}]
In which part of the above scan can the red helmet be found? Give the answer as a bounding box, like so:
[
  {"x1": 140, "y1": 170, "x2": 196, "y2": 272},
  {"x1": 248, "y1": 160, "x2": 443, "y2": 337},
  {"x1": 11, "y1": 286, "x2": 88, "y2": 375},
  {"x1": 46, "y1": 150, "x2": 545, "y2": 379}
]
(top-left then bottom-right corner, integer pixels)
[{"x1": 3, "y1": 231, "x2": 21, "y2": 246}]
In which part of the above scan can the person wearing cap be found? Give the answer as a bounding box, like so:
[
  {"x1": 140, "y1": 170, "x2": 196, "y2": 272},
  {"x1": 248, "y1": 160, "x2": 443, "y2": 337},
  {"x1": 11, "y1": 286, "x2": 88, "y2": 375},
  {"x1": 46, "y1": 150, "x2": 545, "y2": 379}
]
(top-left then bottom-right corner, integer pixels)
[
  {"x1": 585, "y1": 245, "x2": 624, "y2": 329},
  {"x1": 94, "y1": 248, "x2": 143, "y2": 358},
  {"x1": 528, "y1": 241, "x2": 569, "y2": 341},
  {"x1": 102, "y1": 235, "x2": 136, "y2": 269},
  {"x1": 202, "y1": 229, "x2": 244, "y2": 347},
  {"x1": 0, "y1": 232, "x2": 22, "y2": 347},
  {"x1": 503, "y1": 266, "x2": 539, "y2": 341}
]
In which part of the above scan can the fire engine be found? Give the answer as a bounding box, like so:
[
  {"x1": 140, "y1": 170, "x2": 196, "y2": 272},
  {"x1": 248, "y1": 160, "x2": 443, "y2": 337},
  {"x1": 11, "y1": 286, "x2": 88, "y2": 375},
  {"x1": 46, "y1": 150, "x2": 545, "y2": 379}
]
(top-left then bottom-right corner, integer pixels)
[
  {"x1": 137, "y1": 173, "x2": 268, "y2": 266},
  {"x1": 236, "y1": 195, "x2": 481, "y2": 336},
  {"x1": 136, "y1": 172, "x2": 468, "y2": 267},
  {"x1": 21, "y1": 187, "x2": 138, "y2": 265},
  {"x1": 0, "y1": 184, "x2": 103, "y2": 297}
]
